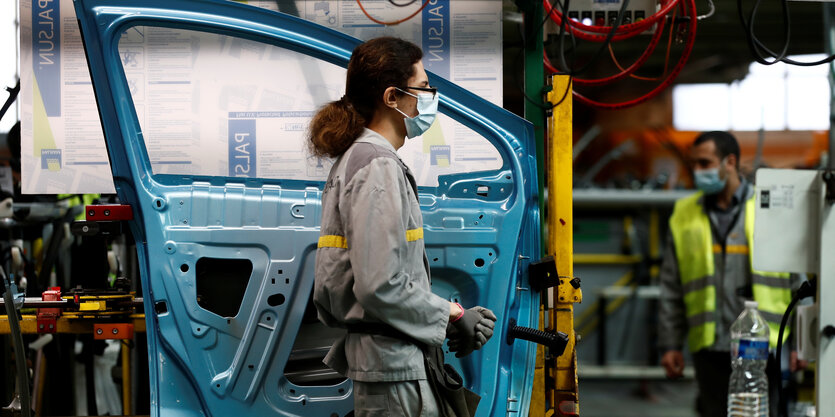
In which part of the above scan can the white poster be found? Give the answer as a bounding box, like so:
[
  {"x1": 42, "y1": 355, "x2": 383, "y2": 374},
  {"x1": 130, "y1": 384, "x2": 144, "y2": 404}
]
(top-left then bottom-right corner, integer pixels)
[{"x1": 19, "y1": 0, "x2": 503, "y2": 193}]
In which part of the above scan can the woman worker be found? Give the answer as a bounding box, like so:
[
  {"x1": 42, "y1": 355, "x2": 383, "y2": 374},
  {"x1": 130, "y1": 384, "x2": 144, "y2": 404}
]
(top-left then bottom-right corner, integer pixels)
[{"x1": 308, "y1": 37, "x2": 497, "y2": 416}]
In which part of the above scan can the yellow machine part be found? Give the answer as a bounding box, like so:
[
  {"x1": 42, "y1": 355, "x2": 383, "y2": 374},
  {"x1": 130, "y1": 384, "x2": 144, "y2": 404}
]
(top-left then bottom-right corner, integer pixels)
[
  {"x1": 79, "y1": 300, "x2": 107, "y2": 311},
  {"x1": 530, "y1": 75, "x2": 582, "y2": 417}
]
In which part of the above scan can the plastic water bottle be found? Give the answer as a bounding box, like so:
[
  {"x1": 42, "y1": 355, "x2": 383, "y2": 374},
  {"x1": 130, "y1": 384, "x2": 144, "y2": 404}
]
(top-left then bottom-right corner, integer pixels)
[{"x1": 727, "y1": 300, "x2": 770, "y2": 417}]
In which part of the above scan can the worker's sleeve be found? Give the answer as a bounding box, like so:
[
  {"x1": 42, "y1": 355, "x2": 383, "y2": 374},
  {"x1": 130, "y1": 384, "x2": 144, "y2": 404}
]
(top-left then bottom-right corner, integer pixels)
[
  {"x1": 658, "y1": 230, "x2": 686, "y2": 351},
  {"x1": 343, "y1": 157, "x2": 449, "y2": 347}
]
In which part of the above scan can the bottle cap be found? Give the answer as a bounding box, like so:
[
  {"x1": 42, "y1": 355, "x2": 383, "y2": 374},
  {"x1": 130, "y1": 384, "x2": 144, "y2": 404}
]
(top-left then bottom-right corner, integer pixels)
[{"x1": 745, "y1": 300, "x2": 759, "y2": 309}]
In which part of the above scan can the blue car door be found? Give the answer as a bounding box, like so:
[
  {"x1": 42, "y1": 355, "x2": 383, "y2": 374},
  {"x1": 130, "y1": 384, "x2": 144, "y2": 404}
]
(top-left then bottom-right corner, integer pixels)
[{"x1": 74, "y1": 1, "x2": 542, "y2": 416}]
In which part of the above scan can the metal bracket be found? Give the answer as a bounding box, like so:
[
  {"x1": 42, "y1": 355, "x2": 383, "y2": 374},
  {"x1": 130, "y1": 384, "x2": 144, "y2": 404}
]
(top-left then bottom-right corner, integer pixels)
[
  {"x1": 528, "y1": 255, "x2": 558, "y2": 292},
  {"x1": 71, "y1": 220, "x2": 123, "y2": 237}
]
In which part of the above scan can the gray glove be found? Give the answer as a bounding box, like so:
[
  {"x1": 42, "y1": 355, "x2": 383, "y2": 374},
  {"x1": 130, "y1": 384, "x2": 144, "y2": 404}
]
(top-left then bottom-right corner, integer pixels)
[{"x1": 447, "y1": 306, "x2": 497, "y2": 358}]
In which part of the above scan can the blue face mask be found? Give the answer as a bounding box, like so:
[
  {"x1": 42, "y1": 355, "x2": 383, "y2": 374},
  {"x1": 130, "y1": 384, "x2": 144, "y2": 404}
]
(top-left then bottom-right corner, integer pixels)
[
  {"x1": 693, "y1": 167, "x2": 726, "y2": 194},
  {"x1": 394, "y1": 88, "x2": 438, "y2": 139}
]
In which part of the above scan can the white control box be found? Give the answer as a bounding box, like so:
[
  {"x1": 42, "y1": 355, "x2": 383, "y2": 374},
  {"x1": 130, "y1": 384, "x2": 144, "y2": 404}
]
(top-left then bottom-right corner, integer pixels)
[{"x1": 753, "y1": 168, "x2": 824, "y2": 274}]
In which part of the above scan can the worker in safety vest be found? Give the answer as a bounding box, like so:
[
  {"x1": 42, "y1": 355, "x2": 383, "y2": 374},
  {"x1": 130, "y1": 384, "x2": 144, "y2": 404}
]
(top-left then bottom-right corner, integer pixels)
[{"x1": 658, "y1": 131, "x2": 803, "y2": 417}]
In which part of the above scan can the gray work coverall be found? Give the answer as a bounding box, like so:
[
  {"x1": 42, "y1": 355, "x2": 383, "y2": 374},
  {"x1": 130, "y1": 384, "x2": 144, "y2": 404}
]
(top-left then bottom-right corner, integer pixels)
[{"x1": 313, "y1": 129, "x2": 450, "y2": 416}]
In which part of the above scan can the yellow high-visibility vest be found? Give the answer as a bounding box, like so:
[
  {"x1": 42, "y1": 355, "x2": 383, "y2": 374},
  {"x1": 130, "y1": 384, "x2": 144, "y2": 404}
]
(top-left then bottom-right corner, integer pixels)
[{"x1": 669, "y1": 191, "x2": 791, "y2": 352}]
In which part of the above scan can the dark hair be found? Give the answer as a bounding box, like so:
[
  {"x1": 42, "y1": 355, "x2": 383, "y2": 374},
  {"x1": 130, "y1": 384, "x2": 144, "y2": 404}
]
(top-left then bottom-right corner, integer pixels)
[
  {"x1": 308, "y1": 37, "x2": 423, "y2": 158},
  {"x1": 693, "y1": 131, "x2": 740, "y2": 168}
]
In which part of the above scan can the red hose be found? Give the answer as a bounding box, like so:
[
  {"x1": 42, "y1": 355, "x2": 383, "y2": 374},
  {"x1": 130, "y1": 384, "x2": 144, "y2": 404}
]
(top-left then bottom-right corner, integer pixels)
[
  {"x1": 544, "y1": 0, "x2": 669, "y2": 86},
  {"x1": 543, "y1": 0, "x2": 680, "y2": 39},
  {"x1": 571, "y1": 0, "x2": 698, "y2": 109},
  {"x1": 569, "y1": 13, "x2": 667, "y2": 86}
]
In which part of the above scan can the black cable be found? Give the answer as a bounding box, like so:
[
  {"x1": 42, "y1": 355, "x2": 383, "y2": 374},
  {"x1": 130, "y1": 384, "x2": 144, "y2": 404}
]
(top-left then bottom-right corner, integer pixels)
[
  {"x1": 556, "y1": 0, "x2": 575, "y2": 74},
  {"x1": 564, "y1": 0, "x2": 630, "y2": 76},
  {"x1": 738, "y1": 0, "x2": 835, "y2": 66},
  {"x1": 775, "y1": 278, "x2": 816, "y2": 417},
  {"x1": 546, "y1": 0, "x2": 577, "y2": 107},
  {"x1": 512, "y1": 6, "x2": 556, "y2": 110},
  {"x1": 511, "y1": 46, "x2": 555, "y2": 110},
  {"x1": 748, "y1": 0, "x2": 790, "y2": 65},
  {"x1": 546, "y1": 0, "x2": 629, "y2": 76},
  {"x1": 508, "y1": 0, "x2": 577, "y2": 111},
  {"x1": 0, "y1": 80, "x2": 20, "y2": 123},
  {"x1": 388, "y1": 0, "x2": 419, "y2": 6},
  {"x1": 552, "y1": 77, "x2": 573, "y2": 107}
]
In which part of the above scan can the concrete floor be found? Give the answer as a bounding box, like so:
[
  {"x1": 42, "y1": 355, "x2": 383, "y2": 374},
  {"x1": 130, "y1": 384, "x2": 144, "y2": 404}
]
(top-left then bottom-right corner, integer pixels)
[{"x1": 580, "y1": 378, "x2": 699, "y2": 417}]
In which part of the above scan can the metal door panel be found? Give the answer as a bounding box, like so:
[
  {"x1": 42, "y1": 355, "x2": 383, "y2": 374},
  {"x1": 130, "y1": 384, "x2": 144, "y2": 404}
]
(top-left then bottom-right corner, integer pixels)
[{"x1": 73, "y1": 1, "x2": 541, "y2": 416}]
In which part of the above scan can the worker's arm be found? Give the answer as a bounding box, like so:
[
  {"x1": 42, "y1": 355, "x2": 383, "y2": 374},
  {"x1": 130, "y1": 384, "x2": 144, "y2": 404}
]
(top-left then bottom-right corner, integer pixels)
[
  {"x1": 659, "y1": 230, "x2": 687, "y2": 378},
  {"x1": 344, "y1": 157, "x2": 451, "y2": 347}
]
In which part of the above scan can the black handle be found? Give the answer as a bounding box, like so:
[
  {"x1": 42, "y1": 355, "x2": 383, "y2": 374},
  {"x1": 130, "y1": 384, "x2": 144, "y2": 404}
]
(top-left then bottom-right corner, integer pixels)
[{"x1": 506, "y1": 318, "x2": 569, "y2": 357}]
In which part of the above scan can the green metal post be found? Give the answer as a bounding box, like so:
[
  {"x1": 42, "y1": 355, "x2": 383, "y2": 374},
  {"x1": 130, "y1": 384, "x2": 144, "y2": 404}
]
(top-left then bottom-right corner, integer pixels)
[{"x1": 518, "y1": 0, "x2": 548, "y2": 255}]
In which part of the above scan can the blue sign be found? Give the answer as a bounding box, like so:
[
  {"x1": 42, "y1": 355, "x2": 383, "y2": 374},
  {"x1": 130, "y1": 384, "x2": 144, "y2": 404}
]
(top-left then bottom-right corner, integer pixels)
[
  {"x1": 228, "y1": 119, "x2": 256, "y2": 178},
  {"x1": 422, "y1": 0, "x2": 450, "y2": 79},
  {"x1": 41, "y1": 148, "x2": 62, "y2": 170},
  {"x1": 33, "y1": 0, "x2": 61, "y2": 117}
]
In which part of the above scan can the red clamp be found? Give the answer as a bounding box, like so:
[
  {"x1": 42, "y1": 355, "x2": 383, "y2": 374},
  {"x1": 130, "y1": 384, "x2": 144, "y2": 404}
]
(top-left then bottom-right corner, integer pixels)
[
  {"x1": 37, "y1": 287, "x2": 62, "y2": 334},
  {"x1": 85, "y1": 205, "x2": 133, "y2": 221}
]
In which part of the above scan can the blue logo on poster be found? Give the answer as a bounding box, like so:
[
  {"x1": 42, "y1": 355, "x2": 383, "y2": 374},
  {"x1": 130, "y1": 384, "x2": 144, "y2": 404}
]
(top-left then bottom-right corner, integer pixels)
[
  {"x1": 33, "y1": 0, "x2": 61, "y2": 117},
  {"x1": 422, "y1": 0, "x2": 450, "y2": 79},
  {"x1": 228, "y1": 119, "x2": 256, "y2": 178},
  {"x1": 430, "y1": 145, "x2": 451, "y2": 166},
  {"x1": 41, "y1": 149, "x2": 62, "y2": 171}
]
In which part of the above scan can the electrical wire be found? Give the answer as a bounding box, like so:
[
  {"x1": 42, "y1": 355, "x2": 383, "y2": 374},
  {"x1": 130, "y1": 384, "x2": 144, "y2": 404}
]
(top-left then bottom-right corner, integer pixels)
[
  {"x1": 774, "y1": 279, "x2": 816, "y2": 417},
  {"x1": 0, "y1": 80, "x2": 20, "y2": 123},
  {"x1": 740, "y1": 0, "x2": 790, "y2": 65},
  {"x1": 738, "y1": 0, "x2": 835, "y2": 66},
  {"x1": 543, "y1": 0, "x2": 682, "y2": 41},
  {"x1": 355, "y1": 0, "x2": 429, "y2": 26},
  {"x1": 512, "y1": 2, "x2": 567, "y2": 110},
  {"x1": 544, "y1": 0, "x2": 671, "y2": 87},
  {"x1": 388, "y1": 0, "x2": 419, "y2": 6},
  {"x1": 566, "y1": 11, "x2": 667, "y2": 86},
  {"x1": 553, "y1": 0, "x2": 631, "y2": 76},
  {"x1": 605, "y1": 6, "x2": 676, "y2": 82},
  {"x1": 540, "y1": 0, "x2": 575, "y2": 108},
  {"x1": 572, "y1": 0, "x2": 698, "y2": 109},
  {"x1": 512, "y1": 45, "x2": 556, "y2": 110},
  {"x1": 543, "y1": 0, "x2": 682, "y2": 108},
  {"x1": 697, "y1": 0, "x2": 715, "y2": 20},
  {"x1": 552, "y1": 76, "x2": 573, "y2": 108}
]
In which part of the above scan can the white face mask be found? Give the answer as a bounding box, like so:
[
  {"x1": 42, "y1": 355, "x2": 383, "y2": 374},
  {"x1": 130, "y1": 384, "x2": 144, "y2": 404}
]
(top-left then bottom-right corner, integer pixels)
[{"x1": 394, "y1": 87, "x2": 438, "y2": 139}]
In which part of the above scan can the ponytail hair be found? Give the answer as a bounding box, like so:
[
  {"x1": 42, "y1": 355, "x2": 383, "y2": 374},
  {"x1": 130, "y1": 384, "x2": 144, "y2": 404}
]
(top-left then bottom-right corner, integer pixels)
[
  {"x1": 308, "y1": 97, "x2": 365, "y2": 159},
  {"x1": 308, "y1": 37, "x2": 423, "y2": 158}
]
